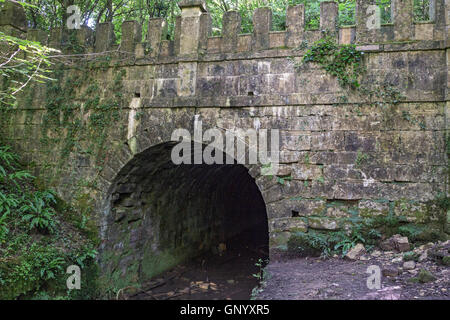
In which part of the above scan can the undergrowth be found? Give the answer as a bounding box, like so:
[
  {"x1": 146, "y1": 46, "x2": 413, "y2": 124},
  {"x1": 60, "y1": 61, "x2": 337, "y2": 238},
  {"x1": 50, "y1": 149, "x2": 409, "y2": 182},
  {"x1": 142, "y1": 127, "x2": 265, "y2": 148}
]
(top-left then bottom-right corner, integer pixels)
[
  {"x1": 287, "y1": 207, "x2": 449, "y2": 259},
  {"x1": 0, "y1": 143, "x2": 99, "y2": 299}
]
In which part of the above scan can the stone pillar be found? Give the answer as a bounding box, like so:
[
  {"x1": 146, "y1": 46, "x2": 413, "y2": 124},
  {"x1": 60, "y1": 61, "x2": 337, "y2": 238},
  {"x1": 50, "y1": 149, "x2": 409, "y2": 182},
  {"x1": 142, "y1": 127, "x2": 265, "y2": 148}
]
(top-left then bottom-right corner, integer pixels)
[
  {"x1": 199, "y1": 12, "x2": 212, "y2": 53},
  {"x1": 355, "y1": 0, "x2": 378, "y2": 43},
  {"x1": 176, "y1": 0, "x2": 207, "y2": 97},
  {"x1": 174, "y1": 16, "x2": 182, "y2": 55},
  {"x1": 286, "y1": 5, "x2": 305, "y2": 48},
  {"x1": 121, "y1": 20, "x2": 142, "y2": 53},
  {"x1": 392, "y1": 0, "x2": 414, "y2": 41},
  {"x1": 222, "y1": 11, "x2": 241, "y2": 52},
  {"x1": 432, "y1": 0, "x2": 446, "y2": 40},
  {"x1": 429, "y1": 0, "x2": 436, "y2": 21},
  {"x1": 49, "y1": 28, "x2": 63, "y2": 49},
  {"x1": 79, "y1": 25, "x2": 94, "y2": 46},
  {"x1": 147, "y1": 18, "x2": 167, "y2": 57},
  {"x1": 252, "y1": 7, "x2": 272, "y2": 50},
  {"x1": 95, "y1": 22, "x2": 115, "y2": 52},
  {"x1": 178, "y1": 0, "x2": 207, "y2": 56},
  {"x1": 320, "y1": 1, "x2": 339, "y2": 34}
]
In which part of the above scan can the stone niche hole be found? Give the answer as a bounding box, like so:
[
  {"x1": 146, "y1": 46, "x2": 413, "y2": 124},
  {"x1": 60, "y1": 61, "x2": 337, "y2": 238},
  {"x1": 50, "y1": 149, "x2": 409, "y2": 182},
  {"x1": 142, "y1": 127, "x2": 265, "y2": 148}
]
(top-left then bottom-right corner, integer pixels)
[{"x1": 103, "y1": 142, "x2": 269, "y2": 299}]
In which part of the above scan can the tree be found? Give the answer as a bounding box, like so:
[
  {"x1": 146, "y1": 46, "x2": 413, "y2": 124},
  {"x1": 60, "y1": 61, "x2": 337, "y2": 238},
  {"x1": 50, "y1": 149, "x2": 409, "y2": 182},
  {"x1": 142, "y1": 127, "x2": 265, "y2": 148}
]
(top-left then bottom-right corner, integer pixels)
[{"x1": 0, "y1": 1, "x2": 58, "y2": 107}]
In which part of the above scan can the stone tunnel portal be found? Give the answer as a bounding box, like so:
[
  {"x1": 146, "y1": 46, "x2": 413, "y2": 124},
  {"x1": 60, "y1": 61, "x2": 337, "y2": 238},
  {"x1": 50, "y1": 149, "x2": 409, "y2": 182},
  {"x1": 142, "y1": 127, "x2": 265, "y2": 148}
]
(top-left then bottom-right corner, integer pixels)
[{"x1": 101, "y1": 142, "x2": 269, "y2": 298}]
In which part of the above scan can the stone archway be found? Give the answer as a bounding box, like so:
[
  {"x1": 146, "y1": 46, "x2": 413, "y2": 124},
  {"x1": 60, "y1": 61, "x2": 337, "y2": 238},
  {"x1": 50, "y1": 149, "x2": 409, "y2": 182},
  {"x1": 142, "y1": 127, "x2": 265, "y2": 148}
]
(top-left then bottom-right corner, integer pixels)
[{"x1": 98, "y1": 140, "x2": 269, "y2": 293}]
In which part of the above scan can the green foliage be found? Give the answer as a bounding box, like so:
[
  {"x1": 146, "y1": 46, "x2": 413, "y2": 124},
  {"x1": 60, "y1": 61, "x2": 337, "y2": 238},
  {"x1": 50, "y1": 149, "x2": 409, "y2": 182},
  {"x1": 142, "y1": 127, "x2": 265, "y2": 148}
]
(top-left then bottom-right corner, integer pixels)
[
  {"x1": 41, "y1": 62, "x2": 125, "y2": 169},
  {"x1": 250, "y1": 257, "x2": 270, "y2": 300},
  {"x1": 251, "y1": 258, "x2": 269, "y2": 281},
  {"x1": 403, "y1": 251, "x2": 420, "y2": 262},
  {"x1": 355, "y1": 151, "x2": 369, "y2": 167},
  {"x1": 409, "y1": 268, "x2": 436, "y2": 283},
  {"x1": 302, "y1": 33, "x2": 405, "y2": 110},
  {"x1": 434, "y1": 193, "x2": 450, "y2": 212},
  {"x1": 288, "y1": 220, "x2": 382, "y2": 258},
  {"x1": 19, "y1": 0, "x2": 433, "y2": 43},
  {"x1": 303, "y1": 35, "x2": 364, "y2": 90},
  {"x1": 287, "y1": 231, "x2": 329, "y2": 257},
  {"x1": 277, "y1": 175, "x2": 292, "y2": 185},
  {"x1": 20, "y1": 191, "x2": 57, "y2": 233},
  {"x1": 0, "y1": 143, "x2": 98, "y2": 299},
  {"x1": 0, "y1": 31, "x2": 58, "y2": 108},
  {"x1": 414, "y1": 0, "x2": 432, "y2": 21}
]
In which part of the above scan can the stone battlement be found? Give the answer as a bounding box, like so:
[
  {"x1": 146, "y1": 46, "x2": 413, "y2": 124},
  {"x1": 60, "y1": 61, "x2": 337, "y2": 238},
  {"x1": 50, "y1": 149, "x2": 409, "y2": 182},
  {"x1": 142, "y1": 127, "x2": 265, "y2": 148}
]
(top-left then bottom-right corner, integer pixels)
[{"x1": 1, "y1": 0, "x2": 448, "y2": 61}]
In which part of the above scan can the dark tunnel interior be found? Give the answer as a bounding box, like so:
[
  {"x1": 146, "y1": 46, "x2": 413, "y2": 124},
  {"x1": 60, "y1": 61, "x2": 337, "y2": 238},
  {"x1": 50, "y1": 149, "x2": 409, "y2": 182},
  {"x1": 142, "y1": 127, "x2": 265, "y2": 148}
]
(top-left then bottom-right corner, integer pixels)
[{"x1": 102, "y1": 142, "x2": 269, "y2": 298}]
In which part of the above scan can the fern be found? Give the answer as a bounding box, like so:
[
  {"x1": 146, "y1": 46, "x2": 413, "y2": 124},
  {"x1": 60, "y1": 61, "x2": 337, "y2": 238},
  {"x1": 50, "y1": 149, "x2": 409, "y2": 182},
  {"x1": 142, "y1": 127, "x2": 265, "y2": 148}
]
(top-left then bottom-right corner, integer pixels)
[{"x1": 20, "y1": 191, "x2": 57, "y2": 233}]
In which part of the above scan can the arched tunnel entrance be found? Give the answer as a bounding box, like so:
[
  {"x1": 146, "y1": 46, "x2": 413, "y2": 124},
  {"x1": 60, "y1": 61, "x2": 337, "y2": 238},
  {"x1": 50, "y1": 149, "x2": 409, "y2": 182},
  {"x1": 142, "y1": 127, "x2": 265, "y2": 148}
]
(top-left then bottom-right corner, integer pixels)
[{"x1": 101, "y1": 142, "x2": 269, "y2": 299}]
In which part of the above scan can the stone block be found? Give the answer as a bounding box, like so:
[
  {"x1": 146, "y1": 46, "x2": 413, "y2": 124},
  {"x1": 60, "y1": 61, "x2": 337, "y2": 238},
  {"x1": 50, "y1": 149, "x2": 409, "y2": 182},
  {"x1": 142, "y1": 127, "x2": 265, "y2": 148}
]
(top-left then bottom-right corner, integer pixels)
[{"x1": 252, "y1": 7, "x2": 272, "y2": 50}]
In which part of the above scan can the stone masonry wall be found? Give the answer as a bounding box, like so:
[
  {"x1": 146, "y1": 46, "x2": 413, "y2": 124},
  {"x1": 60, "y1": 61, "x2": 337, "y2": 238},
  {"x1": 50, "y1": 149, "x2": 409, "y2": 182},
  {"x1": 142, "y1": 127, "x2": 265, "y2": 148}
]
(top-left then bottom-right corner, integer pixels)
[{"x1": 0, "y1": 0, "x2": 449, "y2": 286}]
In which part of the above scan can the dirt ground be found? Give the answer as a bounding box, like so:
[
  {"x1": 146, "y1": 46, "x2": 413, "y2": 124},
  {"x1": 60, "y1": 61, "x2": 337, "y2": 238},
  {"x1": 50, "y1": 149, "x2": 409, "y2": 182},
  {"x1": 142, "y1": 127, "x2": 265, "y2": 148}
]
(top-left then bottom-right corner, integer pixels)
[
  {"x1": 125, "y1": 243, "x2": 449, "y2": 301},
  {"x1": 256, "y1": 254, "x2": 449, "y2": 300}
]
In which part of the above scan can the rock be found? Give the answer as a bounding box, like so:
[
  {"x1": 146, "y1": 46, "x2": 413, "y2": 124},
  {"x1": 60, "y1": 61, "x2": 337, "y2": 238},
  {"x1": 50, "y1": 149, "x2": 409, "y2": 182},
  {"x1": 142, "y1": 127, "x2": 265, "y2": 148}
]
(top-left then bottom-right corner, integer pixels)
[
  {"x1": 371, "y1": 250, "x2": 382, "y2": 257},
  {"x1": 418, "y1": 251, "x2": 428, "y2": 262},
  {"x1": 345, "y1": 243, "x2": 366, "y2": 260},
  {"x1": 429, "y1": 242, "x2": 450, "y2": 266},
  {"x1": 403, "y1": 261, "x2": 416, "y2": 270},
  {"x1": 380, "y1": 234, "x2": 410, "y2": 252},
  {"x1": 395, "y1": 236, "x2": 411, "y2": 252},
  {"x1": 392, "y1": 256, "x2": 403, "y2": 263},
  {"x1": 382, "y1": 267, "x2": 399, "y2": 277},
  {"x1": 380, "y1": 239, "x2": 395, "y2": 251}
]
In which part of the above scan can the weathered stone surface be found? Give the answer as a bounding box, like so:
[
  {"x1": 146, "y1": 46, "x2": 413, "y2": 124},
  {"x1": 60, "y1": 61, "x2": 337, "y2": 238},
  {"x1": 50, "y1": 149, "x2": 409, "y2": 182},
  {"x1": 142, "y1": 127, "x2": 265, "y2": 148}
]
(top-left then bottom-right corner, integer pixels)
[
  {"x1": 269, "y1": 217, "x2": 307, "y2": 233},
  {"x1": 345, "y1": 243, "x2": 366, "y2": 260},
  {"x1": 222, "y1": 11, "x2": 241, "y2": 52},
  {"x1": 382, "y1": 267, "x2": 399, "y2": 277},
  {"x1": 392, "y1": 0, "x2": 414, "y2": 41},
  {"x1": 355, "y1": 0, "x2": 379, "y2": 43},
  {"x1": 403, "y1": 261, "x2": 416, "y2": 270},
  {"x1": 286, "y1": 5, "x2": 304, "y2": 47},
  {"x1": 0, "y1": 0, "x2": 26, "y2": 31},
  {"x1": 308, "y1": 217, "x2": 340, "y2": 231},
  {"x1": 252, "y1": 7, "x2": 272, "y2": 50},
  {"x1": 381, "y1": 235, "x2": 411, "y2": 252},
  {"x1": 121, "y1": 20, "x2": 142, "y2": 53},
  {"x1": 95, "y1": 22, "x2": 115, "y2": 52},
  {"x1": 320, "y1": 1, "x2": 338, "y2": 34}
]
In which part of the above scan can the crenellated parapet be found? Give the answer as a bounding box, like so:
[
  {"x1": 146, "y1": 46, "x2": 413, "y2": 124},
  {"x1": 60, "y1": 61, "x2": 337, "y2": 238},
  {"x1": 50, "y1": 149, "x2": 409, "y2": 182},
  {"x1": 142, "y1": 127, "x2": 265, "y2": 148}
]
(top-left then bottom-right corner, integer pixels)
[{"x1": 1, "y1": 0, "x2": 448, "y2": 59}]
